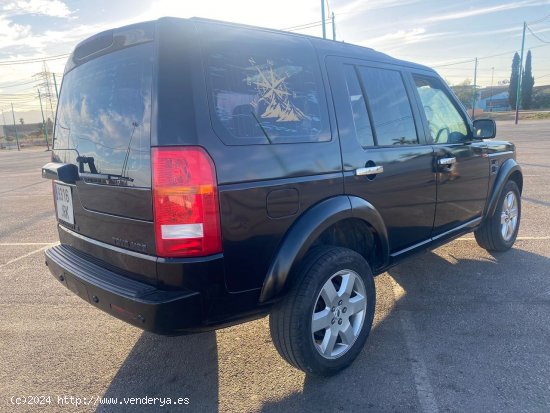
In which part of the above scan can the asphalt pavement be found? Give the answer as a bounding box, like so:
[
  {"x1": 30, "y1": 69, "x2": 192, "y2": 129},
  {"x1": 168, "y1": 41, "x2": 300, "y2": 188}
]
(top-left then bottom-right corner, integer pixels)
[{"x1": 0, "y1": 120, "x2": 549, "y2": 413}]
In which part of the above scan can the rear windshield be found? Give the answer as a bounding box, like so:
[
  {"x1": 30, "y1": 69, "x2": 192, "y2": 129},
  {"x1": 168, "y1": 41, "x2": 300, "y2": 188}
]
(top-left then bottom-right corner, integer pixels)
[{"x1": 53, "y1": 43, "x2": 153, "y2": 187}]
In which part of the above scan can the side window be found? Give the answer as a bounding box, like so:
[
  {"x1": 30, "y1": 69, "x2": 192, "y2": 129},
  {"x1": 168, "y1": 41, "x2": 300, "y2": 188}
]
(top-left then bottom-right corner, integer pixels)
[
  {"x1": 413, "y1": 75, "x2": 469, "y2": 144},
  {"x1": 204, "y1": 29, "x2": 330, "y2": 145},
  {"x1": 343, "y1": 65, "x2": 374, "y2": 148},
  {"x1": 358, "y1": 67, "x2": 418, "y2": 146}
]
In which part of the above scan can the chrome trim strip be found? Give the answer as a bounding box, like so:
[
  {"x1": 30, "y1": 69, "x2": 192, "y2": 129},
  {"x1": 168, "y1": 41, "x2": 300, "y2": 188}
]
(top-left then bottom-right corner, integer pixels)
[
  {"x1": 390, "y1": 238, "x2": 432, "y2": 257},
  {"x1": 58, "y1": 225, "x2": 157, "y2": 261},
  {"x1": 431, "y1": 217, "x2": 482, "y2": 242},
  {"x1": 391, "y1": 217, "x2": 482, "y2": 258},
  {"x1": 487, "y1": 151, "x2": 514, "y2": 157}
]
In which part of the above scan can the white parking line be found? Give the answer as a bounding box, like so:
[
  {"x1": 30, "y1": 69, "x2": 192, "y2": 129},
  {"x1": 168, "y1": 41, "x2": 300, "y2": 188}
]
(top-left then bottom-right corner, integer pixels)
[
  {"x1": 0, "y1": 246, "x2": 50, "y2": 269},
  {"x1": 392, "y1": 280, "x2": 439, "y2": 413},
  {"x1": 4, "y1": 194, "x2": 52, "y2": 198},
  {"x1": 0, "y1": 243, "x2": 57, "y2": 246},
  {"x1": 457, "y1": 236, "x2": 550, "y2": 240}
]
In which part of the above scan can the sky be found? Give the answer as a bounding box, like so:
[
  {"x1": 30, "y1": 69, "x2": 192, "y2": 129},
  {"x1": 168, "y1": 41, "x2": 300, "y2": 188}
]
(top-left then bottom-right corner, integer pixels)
[{"x1": 0, "y1": 0, "x2": 549, "y2": 123}]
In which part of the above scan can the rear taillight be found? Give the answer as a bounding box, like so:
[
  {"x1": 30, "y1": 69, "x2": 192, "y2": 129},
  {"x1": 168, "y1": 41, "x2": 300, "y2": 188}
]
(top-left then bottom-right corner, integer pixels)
[{"x1": 152, "y1": 147, "x2": 222, "y2": 257}]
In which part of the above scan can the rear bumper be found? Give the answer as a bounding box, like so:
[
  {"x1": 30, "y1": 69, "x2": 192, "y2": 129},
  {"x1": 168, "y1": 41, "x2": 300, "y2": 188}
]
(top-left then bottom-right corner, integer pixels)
[{"x1": 45, "y1": 245, "x2": 202, "y2": 335}]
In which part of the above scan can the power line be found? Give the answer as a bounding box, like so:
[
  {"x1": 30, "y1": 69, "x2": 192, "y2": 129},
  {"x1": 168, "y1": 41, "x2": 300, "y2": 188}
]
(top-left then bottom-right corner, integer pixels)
[
  {"x1": 281, "y1": 18, "x2": 333, "y2": 32},
  {"x1": 433, "y1": 59, "x2": 475, "y2": 68},
  {"x1": 0, "y1": 93, "x2": 36, "y2": 97},
  {"x1": 432, "y1": 42, "x2": 550, "y2": 68},
  {"x1": 0, "y1": 53, "x2": 69, "y2": 66},
  {"x1": 528, "y1": 14, "x2": 550, "y2": 25},
  {"x1": 0, "y1": 79, "x2": 42, "y2": 89},
  {"x1": 527, "y1": 25, "x2": 550, "y2": 44}
]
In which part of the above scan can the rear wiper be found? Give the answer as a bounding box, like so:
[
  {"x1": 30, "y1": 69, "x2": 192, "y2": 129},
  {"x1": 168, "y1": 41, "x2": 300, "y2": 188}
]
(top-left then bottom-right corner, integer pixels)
[
  {"x1": 79, "y1": 172, "x2": 134, "y2": 184},
  {"x1": 76, "y1": 156, "x2": 98, "y2": 174}
]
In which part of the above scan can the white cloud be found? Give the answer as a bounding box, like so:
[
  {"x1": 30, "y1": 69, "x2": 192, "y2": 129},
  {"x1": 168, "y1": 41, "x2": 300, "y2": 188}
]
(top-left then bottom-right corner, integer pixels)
[
  {"x1": 337, "y1": 0, "x2": 422, "y2": 22},
  {"x1": 15, "y1": 22, "x2": 104, "y2": 50},
  {"x1": 2, "y1": 0, "x2": 72, "y2": 18},
  {"x1": 423, "y1": 0, "x2": 550, "y2": 23},
  {"x1": 142, "y1": 0, "x2": 320, "y2": 31},
  {"x1": 358, "y1": 27, "x2": 452, "y2": 50},
  {"x1": 0, "y1": 15, "x2": 31, "y2": 44}
]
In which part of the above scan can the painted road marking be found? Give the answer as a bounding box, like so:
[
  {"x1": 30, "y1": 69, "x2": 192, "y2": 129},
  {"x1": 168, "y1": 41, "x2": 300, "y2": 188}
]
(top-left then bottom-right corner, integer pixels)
[
  {"x1": 393, "y1": 280, "x2": 439, "y2": 413},
  {"x1": 457, "y1": 236, "x2": 550, "y2": 240},
  {"x1": 0, "y1": 246, "x2": 50, "y2": 269},
  {"x1": 0, "y1": 243, "x2": 57, "y2": 246}
]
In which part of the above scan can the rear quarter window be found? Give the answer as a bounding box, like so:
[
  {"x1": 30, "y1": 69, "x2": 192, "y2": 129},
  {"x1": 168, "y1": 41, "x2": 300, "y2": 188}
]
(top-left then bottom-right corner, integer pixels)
[{"x1": 200, "y1": 24, "x2": 331, "y2": 145}]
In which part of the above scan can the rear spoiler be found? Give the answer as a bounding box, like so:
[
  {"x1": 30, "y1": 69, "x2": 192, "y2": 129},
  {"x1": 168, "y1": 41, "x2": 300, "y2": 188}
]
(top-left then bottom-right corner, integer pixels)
[{"x1": 42, "y1": 163, "x2": 79, "y2": 184}]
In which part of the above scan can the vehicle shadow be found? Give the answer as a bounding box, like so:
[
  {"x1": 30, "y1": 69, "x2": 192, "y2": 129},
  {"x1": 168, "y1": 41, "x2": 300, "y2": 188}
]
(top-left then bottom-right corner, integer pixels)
[
  {"x1": 96, "y1": 246, "x2": 550, "y2": 413},
  {"x1": 95, "y1": 331, "x2": 219, "y2": 412},
  {"x1": 258, "y1": 245, "x2": 550, "y2": 412}
]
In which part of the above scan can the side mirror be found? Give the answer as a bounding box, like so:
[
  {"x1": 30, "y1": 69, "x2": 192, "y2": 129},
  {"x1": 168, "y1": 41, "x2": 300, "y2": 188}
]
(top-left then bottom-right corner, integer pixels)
[{"x1": 473, "y1": 119, "x2": 496, "y2": 139}]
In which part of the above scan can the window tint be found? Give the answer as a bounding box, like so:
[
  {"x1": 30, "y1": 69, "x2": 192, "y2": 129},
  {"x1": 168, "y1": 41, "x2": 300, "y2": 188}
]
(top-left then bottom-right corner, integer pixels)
[
  {"x1": 358, "y1": 67, "x2": 418, "y2": 146},
  {"x1": 413, "y1": 75, "x2": 469, "y2": 144},
  {"x1": 343, "y1": 65, "x2": 374, "y2": 148},
  {"x1": 53, "y1": 43, "x2": 153, "y2": 187},
  {"x1": 206, "y1": 37, "x2": 328, "y2": 144}
]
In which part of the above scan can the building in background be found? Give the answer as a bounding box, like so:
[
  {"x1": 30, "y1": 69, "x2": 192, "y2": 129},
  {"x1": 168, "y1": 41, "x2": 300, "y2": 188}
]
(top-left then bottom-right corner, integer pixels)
[{"x1": 476, "y1": 86, "x2": 511, "y2": 112}]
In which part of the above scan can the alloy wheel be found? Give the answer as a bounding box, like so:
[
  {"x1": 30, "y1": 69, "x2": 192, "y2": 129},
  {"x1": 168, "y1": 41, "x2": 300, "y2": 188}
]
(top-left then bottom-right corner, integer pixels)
[{"x1": 311, "y1": 269, "x2": 367, "y2": 359}]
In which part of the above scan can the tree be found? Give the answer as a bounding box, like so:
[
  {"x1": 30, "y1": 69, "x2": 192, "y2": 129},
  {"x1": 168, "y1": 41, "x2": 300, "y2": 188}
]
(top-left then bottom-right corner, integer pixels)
[
  {"x1": 532, "y1": 89, "x2": 550, "y2": 109},
  {"x1": 508, "y1": 52, "x2": 520, "y2": 109},
  {"x1": 19, "y1": 118, "x2": 24, "y2": 125},
  {"x1": 521, "y1": 50, "x2": 535, "y2": 109},
  {"x1": 47, "y1": 117, "x2": 53, "y2": 134},
  {"x1": 451, "y1": 79, "x2": 473, "y2": 109}
]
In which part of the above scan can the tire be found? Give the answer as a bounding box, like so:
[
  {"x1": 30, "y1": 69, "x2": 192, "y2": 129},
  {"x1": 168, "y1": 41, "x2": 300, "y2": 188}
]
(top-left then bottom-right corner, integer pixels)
[
  {"x1": 269, "y1": 246, "x2": 376, "y2": 376},
  {"x1": 475, "y1": 180, "x2": 521, "y2": 252}
]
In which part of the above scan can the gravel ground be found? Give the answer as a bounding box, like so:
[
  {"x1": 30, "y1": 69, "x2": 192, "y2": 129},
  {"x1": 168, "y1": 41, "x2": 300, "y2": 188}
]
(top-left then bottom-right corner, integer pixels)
[{"x1": 1, "y1": 120, "x2": 549, "y2": 413}]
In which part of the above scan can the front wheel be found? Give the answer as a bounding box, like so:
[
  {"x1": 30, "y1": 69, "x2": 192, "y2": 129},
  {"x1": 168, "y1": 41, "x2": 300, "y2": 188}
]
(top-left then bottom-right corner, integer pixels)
[
  {"x1": 475, "y1": 180, "x2": 521, "y2": 252},
  {"x1": 269, "y1": 247, "x2": 375, "y2": 376}
]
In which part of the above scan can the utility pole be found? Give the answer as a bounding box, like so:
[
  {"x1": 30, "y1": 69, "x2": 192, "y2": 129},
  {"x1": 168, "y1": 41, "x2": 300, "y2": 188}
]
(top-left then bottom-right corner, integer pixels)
[
  {"x1": 53, "y1": 73, "x2": 59, "y2": 100},
  {"x1": 471, "y1": 57, "x2": 478, "y2": 120},
  {"x1": 38, "y1": 89, "x2": 50, "y2": 151},
  {"x1": 11, "y1": 103, "x2": 20, "y2": 151},
  {"x1": 332, "y1": 12, "x2": 336, "y2": 40},
  {"x1": 489, "y1": 67, "x2": 495, "y2": 112},
  {"x1": 43, "y1": 61, "x2": 55, "y2": 120},
  {"x1": 1, "y1": 110, "x2": 6, "y2": 149},
  {"x1": 515, "y1": 21, "x2": 526, "y2": 125},
  {"x1": 321, "y1": 0, "x2": 326, "y2": 39},
  {"x1": 34, "y1": 62, "x2": 57, "y2": 122}
]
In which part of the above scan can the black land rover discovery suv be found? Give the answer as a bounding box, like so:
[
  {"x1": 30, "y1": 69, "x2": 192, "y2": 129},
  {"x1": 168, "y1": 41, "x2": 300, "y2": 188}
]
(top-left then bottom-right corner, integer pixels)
[{"x1": 42, "y1": 17, "x2": 523, "y2": 376}]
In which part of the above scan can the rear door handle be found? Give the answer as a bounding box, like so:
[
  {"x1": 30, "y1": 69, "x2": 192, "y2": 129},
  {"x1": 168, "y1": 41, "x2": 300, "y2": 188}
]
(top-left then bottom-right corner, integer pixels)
[
  {"x1": 356, "y1": 165, "x2": 384, "y2": 176},
  {"x1": 438, "y1": 157, "x2": 456, "y2": 166}
]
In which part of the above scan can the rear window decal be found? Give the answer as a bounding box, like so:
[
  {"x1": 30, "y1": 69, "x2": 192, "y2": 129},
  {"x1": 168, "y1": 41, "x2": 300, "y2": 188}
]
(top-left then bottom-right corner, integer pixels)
[{"x1": 248, "y1": 58, "x2": 308, "y2": 122}]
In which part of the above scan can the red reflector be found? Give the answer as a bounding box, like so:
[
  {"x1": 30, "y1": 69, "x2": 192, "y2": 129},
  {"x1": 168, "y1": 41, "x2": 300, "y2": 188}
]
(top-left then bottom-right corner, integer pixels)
[
  {"x1": 110, "y1": 303, "x2": 137, "y2": 319},
  {"x1": 152, "y1": 147, "x2": 222, "y2": 257}
]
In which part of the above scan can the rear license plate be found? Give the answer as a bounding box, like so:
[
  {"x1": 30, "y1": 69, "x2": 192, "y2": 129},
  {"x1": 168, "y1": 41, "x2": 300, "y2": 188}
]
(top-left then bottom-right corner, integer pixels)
[{"x1": 54, "y1": 183, "x2": 74, "y2": 225}]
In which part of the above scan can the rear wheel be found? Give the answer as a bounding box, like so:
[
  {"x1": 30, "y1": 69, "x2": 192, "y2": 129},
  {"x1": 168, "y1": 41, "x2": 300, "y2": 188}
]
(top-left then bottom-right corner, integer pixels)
[
  {"x1": 269, "y1": 247, "x2": 375, "y2": 376},
  {"x1": 475, "y1": 180, "x2": 521, "y2": 252}
]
